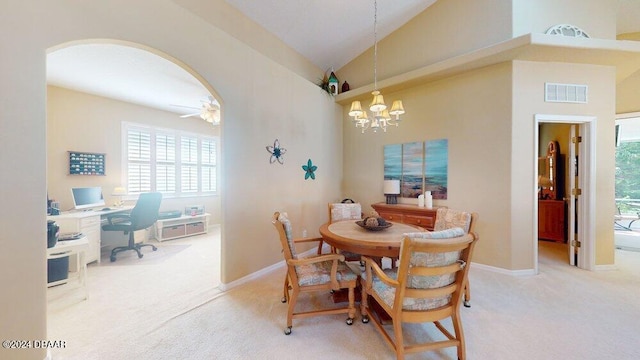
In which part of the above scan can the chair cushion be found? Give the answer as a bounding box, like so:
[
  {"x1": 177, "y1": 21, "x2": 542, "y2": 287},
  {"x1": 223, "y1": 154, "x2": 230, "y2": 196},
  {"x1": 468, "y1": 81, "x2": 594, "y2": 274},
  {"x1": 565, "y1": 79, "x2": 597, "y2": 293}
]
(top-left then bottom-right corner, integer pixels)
[
  {"x1": 403, "y1": 227, "x2": 465, "y2": 239},
  {"x1": 277, "y1": 212, "x2": 298, "y2": 259},
  {"x1": 434, "y1": 208, "x2": 472, "y2": 233},
  {"x1": 330, "y1": 203, "x2": 362, "y2": 222},
  {"x1": 295, "y1": 260, "x2": 358, "y2": 286}
]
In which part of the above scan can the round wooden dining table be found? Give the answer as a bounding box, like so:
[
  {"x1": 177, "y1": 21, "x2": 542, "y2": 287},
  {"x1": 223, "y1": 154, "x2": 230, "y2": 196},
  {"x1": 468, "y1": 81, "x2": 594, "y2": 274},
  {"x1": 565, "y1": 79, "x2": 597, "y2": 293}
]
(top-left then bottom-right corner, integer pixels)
[{"x1": 318, "y1": 220, "x2": 425, "y2": 258}]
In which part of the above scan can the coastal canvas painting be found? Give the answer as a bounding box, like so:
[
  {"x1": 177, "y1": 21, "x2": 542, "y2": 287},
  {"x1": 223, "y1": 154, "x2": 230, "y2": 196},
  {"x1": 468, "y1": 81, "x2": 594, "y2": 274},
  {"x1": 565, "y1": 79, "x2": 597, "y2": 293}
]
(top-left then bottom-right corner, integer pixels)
[
  {"x1": 401, "y1": 141, "x2": 424, "y2": 198},
  {"x1": 384, "y1": 139, "x2": 448, "y2": 200},
  {"x1": 383, "y1": 144, "x2": 402, "y2": 181},
  {"x1": 425, "y1": 139, "x2": 448, "y2": 199}
]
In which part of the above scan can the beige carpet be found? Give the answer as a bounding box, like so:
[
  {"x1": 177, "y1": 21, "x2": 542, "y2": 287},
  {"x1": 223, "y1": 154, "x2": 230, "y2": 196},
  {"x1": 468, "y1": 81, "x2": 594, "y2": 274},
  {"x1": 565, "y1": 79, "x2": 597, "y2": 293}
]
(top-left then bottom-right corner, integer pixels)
[
  {"x1": 97, "y1": 244, "x2": 191, "y2": 266},
  {"x1": 47, "y1": 234, "x2": 640, "y2": 359}
]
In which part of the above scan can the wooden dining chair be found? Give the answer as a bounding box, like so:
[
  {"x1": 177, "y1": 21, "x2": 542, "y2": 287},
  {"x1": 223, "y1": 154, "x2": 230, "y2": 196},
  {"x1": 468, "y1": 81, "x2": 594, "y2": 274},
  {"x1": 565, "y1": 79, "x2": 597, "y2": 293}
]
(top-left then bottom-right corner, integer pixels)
[
  {"x1": 433, "y1": 208, "x2": 478, "y2": 307},
  {"x1": 360, "y1": 228, "x2": 478, "y2": 360},
  {"x1": 272, "y1": 211, "x2": 357, "y2": 335},
  {"x1": 320, "y1": 202, "x2": 363, "y2": 263}
]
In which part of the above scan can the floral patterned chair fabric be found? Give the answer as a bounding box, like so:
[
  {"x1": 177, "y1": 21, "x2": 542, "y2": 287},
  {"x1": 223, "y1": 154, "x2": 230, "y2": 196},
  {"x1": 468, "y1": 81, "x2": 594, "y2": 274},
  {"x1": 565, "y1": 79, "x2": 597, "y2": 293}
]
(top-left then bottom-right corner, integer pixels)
[
  {"x1": 272, "y1": 212, "x2": 357, "y2": 335},
  {"x1": 360, "y1": 231, "x2": 478, "y2": 360},
  {"x1": 433, "y1": 209, "x2": 478, "y2": 307},
  {"x1": 320, "y1": 202, "x2": 363, "y2": 262}
]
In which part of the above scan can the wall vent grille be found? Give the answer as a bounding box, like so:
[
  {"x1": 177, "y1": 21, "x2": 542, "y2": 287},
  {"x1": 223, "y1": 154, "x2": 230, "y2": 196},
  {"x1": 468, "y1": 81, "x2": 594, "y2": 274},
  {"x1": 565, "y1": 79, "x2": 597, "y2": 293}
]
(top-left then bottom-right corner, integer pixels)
[{"x1": 545, "y1": 83, "x2": 588, "y2": 103}]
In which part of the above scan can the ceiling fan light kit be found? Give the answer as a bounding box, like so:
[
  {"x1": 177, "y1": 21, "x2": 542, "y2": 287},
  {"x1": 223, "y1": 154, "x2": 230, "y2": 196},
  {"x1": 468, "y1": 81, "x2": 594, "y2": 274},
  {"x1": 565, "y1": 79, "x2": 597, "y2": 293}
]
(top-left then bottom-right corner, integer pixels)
[{"x1": 174, "y1": 96, "x2": 220, "y2": 125}]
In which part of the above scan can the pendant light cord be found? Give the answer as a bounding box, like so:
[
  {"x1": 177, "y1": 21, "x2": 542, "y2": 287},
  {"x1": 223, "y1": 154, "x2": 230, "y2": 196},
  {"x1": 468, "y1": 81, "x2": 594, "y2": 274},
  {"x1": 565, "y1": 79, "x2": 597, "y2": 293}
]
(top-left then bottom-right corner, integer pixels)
[{"x1": 373, "y1": 0, "x2": 378, "y2": 91}]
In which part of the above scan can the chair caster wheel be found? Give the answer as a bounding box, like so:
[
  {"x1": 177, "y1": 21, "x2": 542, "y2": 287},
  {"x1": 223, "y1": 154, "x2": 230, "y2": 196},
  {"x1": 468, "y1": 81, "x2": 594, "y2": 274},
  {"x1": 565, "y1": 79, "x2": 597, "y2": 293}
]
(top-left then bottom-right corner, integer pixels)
[
  {"x1": 152, "y1": 247, "x2": 158, "y2": 251},
  {"x1": 138, "y1": 253, "x2": 144, "y2": 259},
  {"x1": 362, "y1": 315, "x2": 369, "y2": 323},
  {"x1": 284, "y1": 327, "x2": 292, "y2": 335},
  {"x1": 463, "y1": 301, "x2": 470, "y2": 308},
  {"x1": 110, "y1": 256, "x2": 116, "y2": 262},
  {"x1": 346, "y1": 318, "x2": 354, "y2": 325}
]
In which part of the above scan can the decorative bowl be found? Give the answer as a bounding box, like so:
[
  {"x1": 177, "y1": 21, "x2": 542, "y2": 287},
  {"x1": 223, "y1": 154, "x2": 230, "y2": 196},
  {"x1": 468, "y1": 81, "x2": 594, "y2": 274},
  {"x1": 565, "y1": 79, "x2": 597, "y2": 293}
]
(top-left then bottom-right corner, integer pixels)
[{"x1": 355, "y1": 220, "x2": 393, "y2": 231}]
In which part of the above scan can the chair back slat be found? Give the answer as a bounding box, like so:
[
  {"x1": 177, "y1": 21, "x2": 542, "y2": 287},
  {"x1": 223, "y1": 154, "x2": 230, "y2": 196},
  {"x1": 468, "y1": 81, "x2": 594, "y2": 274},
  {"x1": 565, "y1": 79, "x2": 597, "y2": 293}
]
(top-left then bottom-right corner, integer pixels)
[{"x1": 404, "y1": 283, "x2": 457, "y2": 299}]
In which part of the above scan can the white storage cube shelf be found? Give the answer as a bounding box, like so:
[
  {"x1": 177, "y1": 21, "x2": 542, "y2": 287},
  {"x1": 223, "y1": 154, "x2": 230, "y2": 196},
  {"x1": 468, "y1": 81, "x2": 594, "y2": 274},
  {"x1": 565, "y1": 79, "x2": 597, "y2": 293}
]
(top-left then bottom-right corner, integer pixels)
[{"x1": 155, "y1": 213, "x2": 210, "y2": 241}]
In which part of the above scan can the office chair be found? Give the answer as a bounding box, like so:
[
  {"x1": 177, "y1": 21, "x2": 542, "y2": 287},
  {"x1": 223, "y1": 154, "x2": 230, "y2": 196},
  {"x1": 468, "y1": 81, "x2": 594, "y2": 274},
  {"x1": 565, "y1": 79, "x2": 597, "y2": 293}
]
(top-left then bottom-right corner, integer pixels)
[{"x1": 102, "y1": 192, "x2": 162, "y2": 262}]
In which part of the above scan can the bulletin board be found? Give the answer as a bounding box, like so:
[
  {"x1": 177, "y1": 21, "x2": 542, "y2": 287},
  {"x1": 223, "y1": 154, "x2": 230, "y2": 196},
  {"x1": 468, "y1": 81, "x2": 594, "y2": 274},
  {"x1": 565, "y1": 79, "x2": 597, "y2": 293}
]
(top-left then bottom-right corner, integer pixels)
[{"x1": 68, "y1": 151, "x2": 106, "y2": 175}]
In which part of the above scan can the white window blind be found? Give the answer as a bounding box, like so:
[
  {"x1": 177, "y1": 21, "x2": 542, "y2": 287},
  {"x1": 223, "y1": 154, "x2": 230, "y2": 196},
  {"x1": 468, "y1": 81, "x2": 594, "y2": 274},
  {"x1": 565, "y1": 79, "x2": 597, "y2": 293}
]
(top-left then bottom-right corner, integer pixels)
[
  {"x1": 127, "y1": 129, "x2": 151, "y2": 193},
  {"x1": 156, "y1": 133, "x2": 176, "y2": 193},
  {"x1": 201, "y1": 139, "x2": 217, "y2": 192},
  {"x1": 123, "y1": 122, "x2": 217, "y2": 197}
]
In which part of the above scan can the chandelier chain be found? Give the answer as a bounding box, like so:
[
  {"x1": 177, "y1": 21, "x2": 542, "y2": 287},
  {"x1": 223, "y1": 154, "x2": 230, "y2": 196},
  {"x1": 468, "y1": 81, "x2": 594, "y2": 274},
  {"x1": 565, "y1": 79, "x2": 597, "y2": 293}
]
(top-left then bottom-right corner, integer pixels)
[{"x1": 373, "y1": 0, "x2": 378, "y2": 91}]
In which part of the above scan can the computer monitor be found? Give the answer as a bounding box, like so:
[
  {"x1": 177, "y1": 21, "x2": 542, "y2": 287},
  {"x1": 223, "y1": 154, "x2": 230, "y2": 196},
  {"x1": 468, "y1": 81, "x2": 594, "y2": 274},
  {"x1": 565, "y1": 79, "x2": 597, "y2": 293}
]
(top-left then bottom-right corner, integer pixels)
[{"x1": 70, "y1": 186, "x2": 105, "y2": 210}]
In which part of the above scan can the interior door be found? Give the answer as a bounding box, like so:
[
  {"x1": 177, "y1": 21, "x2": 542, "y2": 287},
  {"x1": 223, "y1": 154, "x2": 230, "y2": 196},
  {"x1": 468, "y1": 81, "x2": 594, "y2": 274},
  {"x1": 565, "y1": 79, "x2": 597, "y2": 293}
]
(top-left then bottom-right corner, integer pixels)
[{"x1": 568, "y1": 125, "x2": 578, "y2": 266}]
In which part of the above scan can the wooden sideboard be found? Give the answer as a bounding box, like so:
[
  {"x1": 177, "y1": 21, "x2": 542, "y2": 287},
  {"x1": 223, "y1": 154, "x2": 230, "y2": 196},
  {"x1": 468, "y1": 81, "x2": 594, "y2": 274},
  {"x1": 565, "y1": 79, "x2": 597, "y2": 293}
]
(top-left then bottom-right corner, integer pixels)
[
  {"x1": 538, "y1": 200, "x2": 566, "y2": 242},
  {"x1": 371, "y1": 203, "x2": 438, "y2": 231}
]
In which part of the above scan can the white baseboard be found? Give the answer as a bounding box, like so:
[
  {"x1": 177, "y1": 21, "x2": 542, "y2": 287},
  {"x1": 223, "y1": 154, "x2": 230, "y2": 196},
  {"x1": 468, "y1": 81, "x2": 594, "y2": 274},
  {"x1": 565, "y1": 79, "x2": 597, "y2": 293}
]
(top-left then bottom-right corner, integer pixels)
[
  {"x1": 471, "y1": 261, "x2": 537, "y2": 276},
  {"x1": 218, "y1": 247, "x2": 315, "y2": 292}
]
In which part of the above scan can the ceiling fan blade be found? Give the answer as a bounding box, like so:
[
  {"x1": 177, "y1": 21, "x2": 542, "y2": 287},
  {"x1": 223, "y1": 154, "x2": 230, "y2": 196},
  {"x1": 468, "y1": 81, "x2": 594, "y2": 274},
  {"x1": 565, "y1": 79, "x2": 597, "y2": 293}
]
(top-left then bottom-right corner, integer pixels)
[
  {"x1": 180, "y1": 113, "x2": 200, "y2": 118},
  {"x1": 170, "y1": 104, "x2": 200, "y2": 110}
]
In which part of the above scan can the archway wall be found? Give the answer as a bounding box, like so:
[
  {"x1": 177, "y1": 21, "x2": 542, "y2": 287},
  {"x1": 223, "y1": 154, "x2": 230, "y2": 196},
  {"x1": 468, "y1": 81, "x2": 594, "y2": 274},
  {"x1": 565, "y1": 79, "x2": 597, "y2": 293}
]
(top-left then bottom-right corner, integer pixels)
[{"x1": 0, "y1": 2, "x2": 340, "y2": 359}]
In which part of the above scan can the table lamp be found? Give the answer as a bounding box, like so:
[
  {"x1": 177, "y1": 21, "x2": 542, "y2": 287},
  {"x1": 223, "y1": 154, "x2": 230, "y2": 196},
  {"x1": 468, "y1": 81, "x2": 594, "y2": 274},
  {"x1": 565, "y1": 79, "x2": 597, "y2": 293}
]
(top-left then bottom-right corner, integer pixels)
[
  {"x1": 383, "y1": 180, "x2": 400, "y2": 204},
  {"x1": 112, "y1": 187, "x2": 127, "y2": 207}
]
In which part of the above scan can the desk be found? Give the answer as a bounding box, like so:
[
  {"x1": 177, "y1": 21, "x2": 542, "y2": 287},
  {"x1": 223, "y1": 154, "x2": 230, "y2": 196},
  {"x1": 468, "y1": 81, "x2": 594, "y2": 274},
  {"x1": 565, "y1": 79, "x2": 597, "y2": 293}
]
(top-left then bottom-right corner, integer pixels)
[
  {"x1": 319, "y1": 220, "x2": 425, "y2": 259},
  {"x1": 47, "y1": 206, "x2": 133, "y2": 264},
  {"x1": 47, "y1": 236, "x2": 89, "y2": 300}
]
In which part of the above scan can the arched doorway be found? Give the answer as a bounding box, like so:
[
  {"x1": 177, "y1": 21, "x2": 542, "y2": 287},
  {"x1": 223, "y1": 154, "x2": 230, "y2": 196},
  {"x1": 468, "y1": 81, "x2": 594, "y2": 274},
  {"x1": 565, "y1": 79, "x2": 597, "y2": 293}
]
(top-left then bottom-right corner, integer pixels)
[{"x1": 45, "y1": 40, "x2": 223, "y2": 352}]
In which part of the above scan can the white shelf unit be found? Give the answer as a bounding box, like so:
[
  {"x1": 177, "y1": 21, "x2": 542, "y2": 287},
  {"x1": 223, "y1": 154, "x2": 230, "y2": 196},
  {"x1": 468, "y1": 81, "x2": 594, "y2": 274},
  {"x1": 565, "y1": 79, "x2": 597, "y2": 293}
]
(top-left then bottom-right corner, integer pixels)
[{"x1": 154, "y1": 213, "x2": 210, "y2": 241}]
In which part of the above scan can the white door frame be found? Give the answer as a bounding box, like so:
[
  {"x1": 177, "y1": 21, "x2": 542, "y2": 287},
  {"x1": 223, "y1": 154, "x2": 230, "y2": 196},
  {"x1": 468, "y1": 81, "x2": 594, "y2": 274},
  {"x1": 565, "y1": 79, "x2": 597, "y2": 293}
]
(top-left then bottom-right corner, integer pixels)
[{"x1": 534, "y1": 114, "x2": 596, "y2": 272}]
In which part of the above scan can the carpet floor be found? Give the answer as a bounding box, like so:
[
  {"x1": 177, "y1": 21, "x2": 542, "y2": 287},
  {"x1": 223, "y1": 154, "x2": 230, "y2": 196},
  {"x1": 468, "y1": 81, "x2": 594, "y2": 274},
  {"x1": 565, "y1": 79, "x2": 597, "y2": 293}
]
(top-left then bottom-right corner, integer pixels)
[{"x1": 47, "y1": 231, "x2": 640, "y2": 359}]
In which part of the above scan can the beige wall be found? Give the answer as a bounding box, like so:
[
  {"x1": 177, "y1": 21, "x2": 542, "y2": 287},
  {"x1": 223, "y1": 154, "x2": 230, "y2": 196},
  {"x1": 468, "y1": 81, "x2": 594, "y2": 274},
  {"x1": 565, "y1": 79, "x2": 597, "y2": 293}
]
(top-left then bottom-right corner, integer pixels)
[
  {"x1": 513, "y1": 0, "x2": 617, "y2": 39},
  {"x1": 337, "y1": 0, "x2": 513, "y2": 89},
  {"x1": 1, "y1": 1, "x2": 341, "y2": 359},
  {"x1": 343, "y1": 62, "x2": 514, "y2": 269},
  {"x1": 512, "y1": 60, "x2": 617, "y2": 267},
  {"x1": 47, "y1": 86, "x2": 222, "y2": 223}
]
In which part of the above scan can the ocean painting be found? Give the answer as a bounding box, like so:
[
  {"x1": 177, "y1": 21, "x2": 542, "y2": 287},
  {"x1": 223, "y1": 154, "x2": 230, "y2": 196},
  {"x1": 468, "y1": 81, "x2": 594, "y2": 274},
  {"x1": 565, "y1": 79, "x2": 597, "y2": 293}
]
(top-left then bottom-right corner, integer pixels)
[
  {"x1": 383, "y1": 139, "x2": 448, "y2": 200},
  {"x1": 383, "y1": 144, "x2": 402, "y2": 181},
  {"x1": 402, "y1": 142, "x2": 424, "y2": 198},
  {"x1": 425, "y1": 139, "x2": 448, "y2": 199}
]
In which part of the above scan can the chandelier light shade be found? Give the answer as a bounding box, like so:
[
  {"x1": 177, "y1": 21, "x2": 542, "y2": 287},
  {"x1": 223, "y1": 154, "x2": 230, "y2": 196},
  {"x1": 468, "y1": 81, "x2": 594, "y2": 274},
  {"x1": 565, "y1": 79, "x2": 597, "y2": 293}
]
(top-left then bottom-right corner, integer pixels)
[{"x1": 349, "y1": 0, "x2": 405, "y2": 133}]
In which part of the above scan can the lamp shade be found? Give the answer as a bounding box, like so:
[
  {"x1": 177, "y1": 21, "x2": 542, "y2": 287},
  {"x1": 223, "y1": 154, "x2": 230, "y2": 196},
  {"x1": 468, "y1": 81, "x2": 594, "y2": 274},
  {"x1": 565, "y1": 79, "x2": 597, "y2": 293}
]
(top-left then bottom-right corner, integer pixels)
[
  {"x1": 383, "y1": 180, "x2": 400, "y2": 195},
  {"x1": 112, "y1": 187, "x2": 127, "y2": 196},
  {"x1": 349, "y1": 101, "x2": 363, "y2": 117},
  {"x1": 369, "y1": 91, "x2": 387, "y2": 112}
]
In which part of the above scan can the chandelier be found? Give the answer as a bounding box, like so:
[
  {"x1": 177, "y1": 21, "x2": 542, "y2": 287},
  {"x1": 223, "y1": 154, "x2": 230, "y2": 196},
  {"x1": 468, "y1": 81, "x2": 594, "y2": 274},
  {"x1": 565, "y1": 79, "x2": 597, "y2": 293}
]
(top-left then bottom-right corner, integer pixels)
[{"x1": 348, "y1": 0, "x2": 405, "y2": 133}]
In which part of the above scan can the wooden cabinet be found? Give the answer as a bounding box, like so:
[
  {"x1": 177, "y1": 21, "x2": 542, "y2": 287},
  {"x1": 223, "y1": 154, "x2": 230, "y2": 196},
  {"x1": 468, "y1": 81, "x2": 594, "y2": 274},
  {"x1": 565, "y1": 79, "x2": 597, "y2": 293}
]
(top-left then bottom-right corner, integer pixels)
[
  {"x1": 538, "y1": 200, "x2": 566, "y2": 242},
  {"x1": 371, "y1": 203, "x2": 438, "y2": 231}
]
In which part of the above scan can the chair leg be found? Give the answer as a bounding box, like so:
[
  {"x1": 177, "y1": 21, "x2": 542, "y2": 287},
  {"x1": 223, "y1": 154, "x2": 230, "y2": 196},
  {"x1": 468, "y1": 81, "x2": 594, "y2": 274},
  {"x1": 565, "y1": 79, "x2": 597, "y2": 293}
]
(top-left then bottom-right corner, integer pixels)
[
  {"x1": 282, "y1": 274, "x2": 290, "y2": 303},
  {"x1": 285, "y1": 288, "x2": 299, "y2": 335},
  {"x1": 393, "y1": 316, "x2": 405, "y2": 360},
  {"x1": 316, "y1": 239, "x2": 324, "y2": 255},
  {"x1": 463, "y1": 281, "x2": 471, "y2": 308},
  {"x1": 360, "y1": 280, "x2": 370, "y2": 323},
  {"x1": 346, "y1": 286, "x2": 355, "y2": 325},
  {"x1": 451, "y1": 310, "x2": 466, "y2": 360}
]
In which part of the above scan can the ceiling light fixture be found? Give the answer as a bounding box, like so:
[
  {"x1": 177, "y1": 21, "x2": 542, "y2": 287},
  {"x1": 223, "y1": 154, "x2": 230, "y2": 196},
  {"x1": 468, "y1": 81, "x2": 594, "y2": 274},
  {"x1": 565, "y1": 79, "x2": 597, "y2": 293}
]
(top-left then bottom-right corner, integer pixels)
[{"x1": 348, "y1": 0, "x2": 405, "y2": 133}]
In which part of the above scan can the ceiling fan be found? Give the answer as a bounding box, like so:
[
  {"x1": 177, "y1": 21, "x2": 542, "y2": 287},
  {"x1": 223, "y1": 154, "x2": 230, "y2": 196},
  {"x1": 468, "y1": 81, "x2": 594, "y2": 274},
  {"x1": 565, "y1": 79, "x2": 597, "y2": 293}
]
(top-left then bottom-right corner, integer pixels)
[{"x1": 171, "y1": 96, "x2": 220, "y2": 124}]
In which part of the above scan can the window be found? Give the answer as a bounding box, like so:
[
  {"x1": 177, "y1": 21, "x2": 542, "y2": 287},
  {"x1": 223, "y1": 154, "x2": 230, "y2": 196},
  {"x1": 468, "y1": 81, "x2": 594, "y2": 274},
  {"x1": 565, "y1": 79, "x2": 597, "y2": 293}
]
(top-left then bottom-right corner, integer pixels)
[
  {"x1": 615, "y1": 116, "x2": 640, "y2": 214},
  {"x1": 123, "y1": 122, "x2": 217, "y2": 197}
]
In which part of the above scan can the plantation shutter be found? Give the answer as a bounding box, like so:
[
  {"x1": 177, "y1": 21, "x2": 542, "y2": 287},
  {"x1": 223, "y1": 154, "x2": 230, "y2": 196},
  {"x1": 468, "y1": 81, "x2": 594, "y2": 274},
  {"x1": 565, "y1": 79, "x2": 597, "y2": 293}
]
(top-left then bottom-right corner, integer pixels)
[{"x1": 127, "y1": 128, "x2": 151, "y2": 194}]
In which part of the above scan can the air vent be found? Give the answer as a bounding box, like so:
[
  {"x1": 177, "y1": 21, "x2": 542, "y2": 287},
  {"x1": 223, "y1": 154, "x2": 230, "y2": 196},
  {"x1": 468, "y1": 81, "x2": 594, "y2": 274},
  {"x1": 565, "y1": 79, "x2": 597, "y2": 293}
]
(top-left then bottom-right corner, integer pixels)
[{"x1": 545, "y1": 83, "x2": 588, "y2": 104}]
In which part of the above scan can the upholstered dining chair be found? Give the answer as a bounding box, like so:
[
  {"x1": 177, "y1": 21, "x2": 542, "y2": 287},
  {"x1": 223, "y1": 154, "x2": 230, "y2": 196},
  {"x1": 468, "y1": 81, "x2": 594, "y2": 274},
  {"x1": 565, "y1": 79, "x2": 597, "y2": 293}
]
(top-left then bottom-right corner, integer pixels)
[
  {"x1": 323, "y1": 201, "x2": 363, "y2": 262},
  {"x1": 272, "y1": 211, "x2": 357, "y2": 335},
  {"x1": 360, "y1": 228, "x2": 478, "y2": 360},
  {"x1": 434, "y1": 208, "x2": 478, "y2": 307}
]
